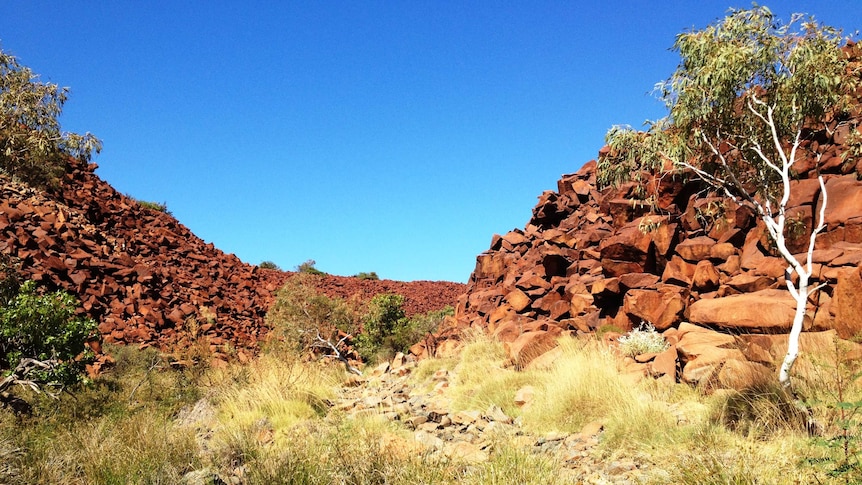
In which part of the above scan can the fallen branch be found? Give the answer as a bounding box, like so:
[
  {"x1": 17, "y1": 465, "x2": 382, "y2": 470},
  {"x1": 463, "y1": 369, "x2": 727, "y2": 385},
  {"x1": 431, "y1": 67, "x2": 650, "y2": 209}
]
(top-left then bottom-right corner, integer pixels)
[
  {"x1": 314, "y1": 332, "x2": 362, "y2": 376},
  {"x1": 0, "y1": 358, "x2": 60, "y2": 398}
]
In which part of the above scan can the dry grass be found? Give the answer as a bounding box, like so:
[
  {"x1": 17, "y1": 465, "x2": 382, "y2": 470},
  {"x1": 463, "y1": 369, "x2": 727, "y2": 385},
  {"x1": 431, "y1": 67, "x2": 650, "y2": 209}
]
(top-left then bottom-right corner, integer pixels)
[{"x1": 1, "y1": 333, "x2": 859, "y2": 484}]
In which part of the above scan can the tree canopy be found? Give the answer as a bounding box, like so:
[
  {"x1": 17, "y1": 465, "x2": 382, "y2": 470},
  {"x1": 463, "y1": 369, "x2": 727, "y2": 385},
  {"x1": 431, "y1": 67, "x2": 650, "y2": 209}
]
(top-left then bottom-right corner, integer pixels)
[
  {"x1": 597, "y1": 5, "x2": 859, "y2": 390},
  {"x1": 598, "y1": 5, "x2": 857, "y2": 202},
  {"x1": 0, "y1": 47, "x2": 101, "y2": 188}
]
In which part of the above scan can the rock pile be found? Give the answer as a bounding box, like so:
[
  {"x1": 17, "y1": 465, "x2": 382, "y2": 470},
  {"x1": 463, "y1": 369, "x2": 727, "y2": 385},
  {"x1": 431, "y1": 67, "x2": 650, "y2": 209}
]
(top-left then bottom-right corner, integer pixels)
[
  {"x1": 0, "y1": 158, "x2": 464, "y2": 359},
  {"x1": 420, "y1": 43, "x2": 862, "y2": 389},
  {"x1": 335, "y1": 354, "x2": 650, "y2": 484}
]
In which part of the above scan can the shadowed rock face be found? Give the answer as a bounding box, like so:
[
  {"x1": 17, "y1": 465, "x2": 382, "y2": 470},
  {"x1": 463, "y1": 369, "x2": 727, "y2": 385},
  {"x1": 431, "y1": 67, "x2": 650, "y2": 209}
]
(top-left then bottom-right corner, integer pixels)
[
  {"x1": 0, "y1": 157, "x2": 465, "y2": 359},
  {"x1": 422, "y1": 43, "x2": 862, "y2": 388}
]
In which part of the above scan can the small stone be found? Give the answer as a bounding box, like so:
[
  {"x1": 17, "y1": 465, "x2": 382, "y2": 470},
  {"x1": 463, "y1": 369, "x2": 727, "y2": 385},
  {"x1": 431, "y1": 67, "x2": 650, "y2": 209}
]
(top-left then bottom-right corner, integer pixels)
[
  {"x1": 413, "y1": 430, "x2": 443, "y2": 450},
  {"x1": 485, "y1": 405, "x2": 513, "y2": 424}
]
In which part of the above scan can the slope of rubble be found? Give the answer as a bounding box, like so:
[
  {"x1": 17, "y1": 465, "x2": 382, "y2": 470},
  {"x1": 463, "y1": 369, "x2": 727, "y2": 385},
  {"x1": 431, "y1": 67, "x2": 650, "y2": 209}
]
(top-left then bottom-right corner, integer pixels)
[
  {"x1": 421, "y1": 43, "x2": 862, "y2": 389},
  {"x1": 0, "y1": 157, "x2": 464, "y2": 359}
]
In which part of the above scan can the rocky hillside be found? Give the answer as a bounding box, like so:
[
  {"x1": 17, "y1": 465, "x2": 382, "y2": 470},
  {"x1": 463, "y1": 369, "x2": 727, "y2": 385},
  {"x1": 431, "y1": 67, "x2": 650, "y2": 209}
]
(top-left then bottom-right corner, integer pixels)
[
  {"x1": 420, "y1": 43, "x2": 862, "y2": 390},
  {"x1": 0, "y1": 157, "x2": 464, "y2": 360}
]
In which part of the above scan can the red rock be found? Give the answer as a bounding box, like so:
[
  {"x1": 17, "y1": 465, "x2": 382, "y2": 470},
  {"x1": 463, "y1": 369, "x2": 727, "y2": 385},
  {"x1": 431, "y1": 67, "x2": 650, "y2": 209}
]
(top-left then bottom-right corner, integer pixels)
[
  {"x1": 661, "y1": 255, "x2": 696, "y2": 286},
  {"x1": 622, "y1": 286, "x2": 686, "y2": 330},
  {"x1": 676, "y1": 236, "x2": 717, "y2": 262},
  {"x1": 692, "y1": 260, "x2": 720, "y2": 291},
  {"x1": 619, "y1": 272, "x2": 661, "y2": 289},
  {"x1": 505, "y1": 289, "x2": 531, "y2": 312},
  {"x1": 820, "y1": 175, "x2": 862, "y2": 225},
  {"x1": 506, "y1": 327, "x2": 562, "y2": 367},
  {"x1": 725, "y1": 273, "x2": 777, "y2": 292},
  {"x1": 829, "y1": 266, "x2": 862, "y2": 339},
  {"x1": 649, "y1": 344, "x2": 678, "y2": 380},
  {"x1": 688, "y1": 289, "x2": 806, "y2": 331}
]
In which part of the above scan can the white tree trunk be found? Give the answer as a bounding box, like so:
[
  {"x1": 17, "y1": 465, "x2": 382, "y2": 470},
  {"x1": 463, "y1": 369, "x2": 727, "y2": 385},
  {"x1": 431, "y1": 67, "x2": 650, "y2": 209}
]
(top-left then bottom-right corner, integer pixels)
[{"x1": 779, "y1": 272, "x2": 808, "y2": 388}]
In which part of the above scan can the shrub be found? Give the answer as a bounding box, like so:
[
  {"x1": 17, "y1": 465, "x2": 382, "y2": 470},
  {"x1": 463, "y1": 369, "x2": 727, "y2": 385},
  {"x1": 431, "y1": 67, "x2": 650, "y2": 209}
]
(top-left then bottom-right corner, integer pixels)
[
  {"x1": 0, "y1": 279, "x2": 99, "y2": 399},
  {"x1": 296, "y1": 259, "x2": 326, "y2": 276},
  {"x1": 259, "y1": 261, "x2": 281, "y2": 271},
  {"x1": 354, "y1": 271, "x2": 379, "y2": 280},
  {"x1": 264, "y1": 274, "x2": 360, "y2": 359},
  {"x1": 356, "y1": 293, "x2": 408, "y2": 362},
  {"x1": 392, "y1": 306, "x2": 453, "y2": 349},
  {"x1": 0, "y1": 48, "x2": 101, "y2": 188},
  {"x1": 136, "y1": 199, "x2": 170, "y2": 215},
  {"x1": 617, "y1": 322, "x2": 668, "y2": 358}
]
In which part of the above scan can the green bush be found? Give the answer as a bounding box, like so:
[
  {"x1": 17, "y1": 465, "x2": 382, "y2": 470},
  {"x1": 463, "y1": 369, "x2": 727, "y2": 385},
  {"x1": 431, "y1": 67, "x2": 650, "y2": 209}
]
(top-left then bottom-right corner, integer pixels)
[
  {"x1": 357, "y1": 296, "x2": 452, "y2": 362},
  {"x1": 296, "y1": 259, "x2": 326, "y2": 276},
  {"x1": 0, "y1": 48, "x2": 101, "y2": 188},
  {"x1": 259, "y1": 261, "x2": 281, "y2": 271},
  {"x1": 354, "y1": 272, "x2": 379, "y2": 280},
  {"x1": 136, "y1": 199, "x2": 170, "y2": 215},
  {"x1": 356, "y1": 294, "x2": 408, "y2": 362},
  {"x1": 264, "y1": 274, "x2": 360, "y2": 358},
  {"x1": 0, "y1": 280, "x2": 98, "y2": 396}
]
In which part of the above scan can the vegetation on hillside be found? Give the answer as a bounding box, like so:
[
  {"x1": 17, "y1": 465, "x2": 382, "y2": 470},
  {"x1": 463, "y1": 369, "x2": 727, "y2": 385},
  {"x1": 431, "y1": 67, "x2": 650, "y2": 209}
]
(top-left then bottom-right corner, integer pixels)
[
  {"x1": 597, "y1": 5, "x2": 860, "y2": 389},
  {"x1": 265, "y1": 274, "x2": 452, "y2": 365},
  {"x1": 0, "y1": 331, "x2": 859, "y2": 483},
  {"x1": 0, "y1": 47, "x2": 101, "y2": 188},
  {"x1": 0, "y1": 255, "x2": 98, "y2": 407}
]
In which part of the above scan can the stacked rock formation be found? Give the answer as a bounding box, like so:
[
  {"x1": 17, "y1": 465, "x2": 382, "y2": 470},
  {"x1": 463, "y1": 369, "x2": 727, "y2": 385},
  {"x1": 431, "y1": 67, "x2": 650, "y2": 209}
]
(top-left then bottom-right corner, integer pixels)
[
  {"x1": 422, "y1": 44, "x2": 862, "y2": 389},
  {"x1": 0, "y1": 157, "x2": 464, "y2": 360}
]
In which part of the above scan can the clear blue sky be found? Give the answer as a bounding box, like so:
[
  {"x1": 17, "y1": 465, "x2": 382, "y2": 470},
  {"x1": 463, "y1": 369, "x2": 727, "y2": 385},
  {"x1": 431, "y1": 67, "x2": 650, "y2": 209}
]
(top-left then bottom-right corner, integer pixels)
[{"x1": 1, "y1": 2, "x2": 860, "y2": 282}]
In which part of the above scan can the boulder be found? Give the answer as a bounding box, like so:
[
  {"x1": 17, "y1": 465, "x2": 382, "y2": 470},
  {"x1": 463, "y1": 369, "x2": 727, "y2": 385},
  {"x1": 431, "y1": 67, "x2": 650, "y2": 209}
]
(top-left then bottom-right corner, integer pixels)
[
  {"x1": 622, "y1": 286, "x2": 687, "y2": 330},
  {"x1": 687, "y1": 289, "x2": 806, "y2": 331},
  {"x1": 506, "y1": 326, "x2": 562, "y2": 367},
  {"x1": 829, "y1": 266, "x2": 862, "y2": 339}
]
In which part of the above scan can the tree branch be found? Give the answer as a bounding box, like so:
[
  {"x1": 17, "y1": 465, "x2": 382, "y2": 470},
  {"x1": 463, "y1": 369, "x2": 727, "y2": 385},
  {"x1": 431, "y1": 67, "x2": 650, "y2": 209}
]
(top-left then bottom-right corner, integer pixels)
[{"x1": 314, "y1": 332, "x2": 362, "y2": 376}]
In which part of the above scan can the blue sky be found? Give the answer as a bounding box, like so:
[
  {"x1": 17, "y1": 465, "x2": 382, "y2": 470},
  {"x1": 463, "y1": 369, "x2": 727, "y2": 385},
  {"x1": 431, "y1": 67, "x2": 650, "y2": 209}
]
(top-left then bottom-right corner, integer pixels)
[{"x1": 1, "y1": 2, "x2": 860, "y2": 282}]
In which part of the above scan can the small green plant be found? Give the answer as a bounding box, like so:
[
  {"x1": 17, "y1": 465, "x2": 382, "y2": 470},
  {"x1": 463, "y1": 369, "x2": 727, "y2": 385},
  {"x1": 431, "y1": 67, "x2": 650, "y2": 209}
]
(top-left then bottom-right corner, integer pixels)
[
  {"x1": 136, "y1": 199, "x2": 171, "y2": 215},
  {"x1": 0, "y1": 278, "x2": 99, "y2": 401},
  {"x1": 617, "y1": 321, "x2": 669, "y2": 358},
  {"x1": 596, "y1": 324, "x2": 625, "y2": 340},
  {"x1": 259, "y1": 261, "x2": 281, "y2": 271},
  {"x1": 356, "y1": 293, "x2": 409, "y2": 362},
  {"x1": 839, "y1": 122, "x2": 862, "y2": 167},
  {"x1": 296, "y1": 259, "x2": 326, "y2": 276},
  {"x1": 354, "y1": 271, "x2": 380, "y2": 280},
  {"x1": 785, "y1": 213, "x2": 809, "y2": 240},
  {"x1": 801, "y1": 338, "x2": 862, "y2": 482}
]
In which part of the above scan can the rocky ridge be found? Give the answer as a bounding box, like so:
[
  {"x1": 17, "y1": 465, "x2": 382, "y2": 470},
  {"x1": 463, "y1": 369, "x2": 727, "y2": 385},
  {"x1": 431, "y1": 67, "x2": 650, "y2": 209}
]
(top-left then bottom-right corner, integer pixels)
[
  {"x1": 418, "y1": 43, "x2": 862, "y2": 389},
  {"x1": 0, "y1": 158, "x2": 464, "y2": 362}
]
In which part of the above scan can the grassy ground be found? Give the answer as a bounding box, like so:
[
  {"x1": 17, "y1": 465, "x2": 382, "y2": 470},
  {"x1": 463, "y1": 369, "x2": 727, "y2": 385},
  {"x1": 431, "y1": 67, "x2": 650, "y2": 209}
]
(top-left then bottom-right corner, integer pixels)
[{"x1": 1, "y1": 334, "x2": 860, "y2": 484}]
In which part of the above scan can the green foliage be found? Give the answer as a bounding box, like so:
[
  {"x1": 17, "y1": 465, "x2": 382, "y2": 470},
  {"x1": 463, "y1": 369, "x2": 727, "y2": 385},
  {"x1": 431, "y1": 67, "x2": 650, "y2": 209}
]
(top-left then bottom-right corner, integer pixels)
[
  {"x1": 0, "y1": 344, "x2": 203, "y2": 484},
  {"x1": 354, "y1": 271, "x2": 379, "y2": 280},
  {"x1": 0, "y1": 280, "x2": 98, "y2": 393},
  {"x1": 356, "y1": 295, "x2": 452, "y2": 362},
  {"x1": 0, "y1": 47, "x2": 101, "y2": 188},
  {"x1": 267, "y1": 277, "x2": 451, "y2": 364},
  {"x1": 258, "y1": 260, "x2": 281, "y2": 271},
  {"x1": 136, "y1": 199, "x2": 170, "y2": 215},
  {"x1": 296, "y1": 259, "x2": 326, "y2": 276},
  {"x1": 801, "y1": 339, "x2": 862, "y2": 482},
  {"x1": 265, "y1": 274, "x2": 360, "y2": 357},
  {"x1": 598, "y1": 5, "x2": 857, "y2": 205},
  {"x1": 356, "y1": 293, "x2": 408, "y2": 361}
]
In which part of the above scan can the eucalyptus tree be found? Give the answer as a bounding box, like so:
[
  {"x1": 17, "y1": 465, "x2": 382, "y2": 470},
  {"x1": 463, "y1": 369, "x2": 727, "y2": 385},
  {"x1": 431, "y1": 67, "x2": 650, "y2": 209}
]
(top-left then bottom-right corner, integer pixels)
[
  {"x1": 597, "y1": 6, "x2": 859, "y2": 390},
  {"x1": 0, "y1": 47, "x2": 101, "y2": 188}
]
